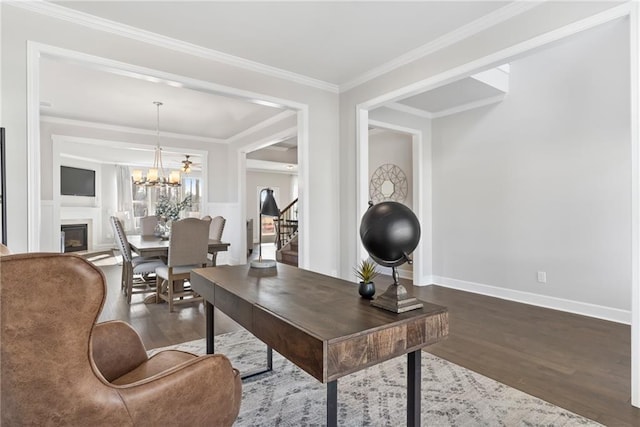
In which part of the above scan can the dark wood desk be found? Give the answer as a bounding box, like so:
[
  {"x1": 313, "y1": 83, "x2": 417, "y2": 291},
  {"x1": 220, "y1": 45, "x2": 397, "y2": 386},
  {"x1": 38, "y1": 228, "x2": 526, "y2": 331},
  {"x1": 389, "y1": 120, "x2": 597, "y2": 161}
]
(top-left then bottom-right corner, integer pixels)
[
  {"x1": 128, "y1": 235, "x2": 230, "y2": 262},
  {"x1": 190, "y1": 263, "x2": 448, "y2": 427}
]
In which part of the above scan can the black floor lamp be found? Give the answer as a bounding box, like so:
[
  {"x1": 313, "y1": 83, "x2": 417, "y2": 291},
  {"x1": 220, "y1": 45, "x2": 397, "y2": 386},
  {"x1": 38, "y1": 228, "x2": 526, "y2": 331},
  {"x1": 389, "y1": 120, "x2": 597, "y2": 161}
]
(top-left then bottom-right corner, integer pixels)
[{"x1": 250, "y1": 188, "x2": 280, "y2": 269}]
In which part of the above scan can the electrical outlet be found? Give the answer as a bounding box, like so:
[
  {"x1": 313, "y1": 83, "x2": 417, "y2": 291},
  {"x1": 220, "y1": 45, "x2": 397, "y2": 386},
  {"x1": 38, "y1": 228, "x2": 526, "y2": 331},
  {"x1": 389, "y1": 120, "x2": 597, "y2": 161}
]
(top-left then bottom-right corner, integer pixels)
[{"x1": 537, "y1": 271, "x2": 547, "y2": 284}]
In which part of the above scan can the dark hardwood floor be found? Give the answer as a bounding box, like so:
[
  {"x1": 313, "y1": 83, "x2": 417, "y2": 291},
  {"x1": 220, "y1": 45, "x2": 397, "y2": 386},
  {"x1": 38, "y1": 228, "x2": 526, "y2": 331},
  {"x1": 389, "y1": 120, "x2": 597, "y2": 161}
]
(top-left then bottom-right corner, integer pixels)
[
  {"x1": 97, "y1": 262, "x2": 240, "y2": 350},
  {"x1": 411, "y1": 283, "x2": 640, "y2": 427},
  {"x1": 95, "y1": 255, "x2": 640, "y2": 426}
]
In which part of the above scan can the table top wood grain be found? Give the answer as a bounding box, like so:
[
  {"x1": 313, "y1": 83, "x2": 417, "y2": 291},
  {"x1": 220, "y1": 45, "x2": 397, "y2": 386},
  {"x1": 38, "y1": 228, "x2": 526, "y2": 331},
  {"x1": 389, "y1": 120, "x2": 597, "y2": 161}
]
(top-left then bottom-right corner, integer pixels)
[{"x1": 191, "y1": 263, "x2": 448, "y2": 382}]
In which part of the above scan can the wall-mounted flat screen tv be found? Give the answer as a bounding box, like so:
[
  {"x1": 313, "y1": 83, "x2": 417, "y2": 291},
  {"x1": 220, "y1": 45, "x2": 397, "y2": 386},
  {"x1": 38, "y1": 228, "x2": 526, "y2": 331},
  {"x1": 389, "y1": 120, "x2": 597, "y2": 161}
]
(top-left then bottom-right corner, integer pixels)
[{"x1": 60, "y1": 166, "x2": 96, "y2": 197}]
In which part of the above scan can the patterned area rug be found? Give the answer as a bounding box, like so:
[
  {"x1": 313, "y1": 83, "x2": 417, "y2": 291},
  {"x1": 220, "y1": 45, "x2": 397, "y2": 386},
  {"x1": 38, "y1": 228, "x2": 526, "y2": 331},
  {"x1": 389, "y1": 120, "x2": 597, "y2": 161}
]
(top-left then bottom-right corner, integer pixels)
[{"x1": 150, "y1": 330, "x2": 601, "y2": 426}]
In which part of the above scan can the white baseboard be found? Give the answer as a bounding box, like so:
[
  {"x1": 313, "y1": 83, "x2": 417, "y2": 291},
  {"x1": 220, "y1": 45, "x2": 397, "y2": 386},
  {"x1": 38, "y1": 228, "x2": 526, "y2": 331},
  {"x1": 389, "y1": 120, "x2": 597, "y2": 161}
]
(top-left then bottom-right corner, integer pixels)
[
  {"x1": 92, "y1": 243, "x2": 114, "y2": 252},
  {"x1": 431, "y1": 275, "x2": 631, "y2": 325}
]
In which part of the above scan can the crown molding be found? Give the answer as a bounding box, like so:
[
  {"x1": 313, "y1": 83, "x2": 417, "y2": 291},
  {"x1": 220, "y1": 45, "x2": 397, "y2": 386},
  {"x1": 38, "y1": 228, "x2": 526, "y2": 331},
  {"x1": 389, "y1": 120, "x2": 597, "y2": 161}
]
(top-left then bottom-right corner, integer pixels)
[
  {"x1": 262, "y1": 145, "x2": 291, "y2": 152},
  {"x1": 11, "y1": 0, "x2": 339, "y2": 94},
  {"x1": 246, "y1": 159, "x2": 298, "y2": 175},
  {"x1": 385, "y1": 94, "x2": 506, "y2": 120},
  {"x1": 361, "y1": 2, "x2": 631, "y2": 111},
  {"x1": 431, "y1": 94, "x2": 506, "y2": 119},
  {"x1": 385, "y1": 103, "x2": 433, "y2": 119},
  {"x1": 226, "y1": 109, "x2": 296, "y2": 145},
  {"x1": 340, "y1": 1, "x2": 542, "y2": 92},
  {"x1": 41, "y1": 115, "x2": 227, "y2": 144}
]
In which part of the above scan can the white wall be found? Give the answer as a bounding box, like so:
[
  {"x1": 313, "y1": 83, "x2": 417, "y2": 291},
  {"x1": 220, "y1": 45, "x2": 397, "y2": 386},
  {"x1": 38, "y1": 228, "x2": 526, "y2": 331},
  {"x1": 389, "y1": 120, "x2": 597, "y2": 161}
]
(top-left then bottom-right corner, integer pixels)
[
  {"x1": 3, "y1": 4, "x2": 339, "y2": 277},
  {"x1": 100, "y1": 163, "x2": 117, "y2": 246},
  {"x1": 368, "y1": 130, "x2": 413, "y2": 208},
  {"x1": 40, "y1": 120, "x2": 227, "y2": 201},
  {"x1": 368, "y1": 129, "x2": 414, "y2": 278},
  {"x1": 38, "y1": 120, "x2": 224, "y2": 251},
  {"x1": 55, "y1": 155, "x2": 111, "y2": 252},
  {"x1": 338, "y1": 1, "x2": 623, "y2": 280},
  {"x1": 432, "y1": 19, "x2": 631, "y2": 312},
  {"x1": 368, "y1": 107, "x2": 433, "y2": 284}
]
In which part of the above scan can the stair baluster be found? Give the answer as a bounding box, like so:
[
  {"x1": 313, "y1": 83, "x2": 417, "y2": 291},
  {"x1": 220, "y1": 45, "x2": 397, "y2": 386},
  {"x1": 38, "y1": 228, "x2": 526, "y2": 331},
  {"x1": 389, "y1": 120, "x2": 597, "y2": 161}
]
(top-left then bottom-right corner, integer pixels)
[{"x1": 275, "y1": 198, "x2": 299, "y2": 267}]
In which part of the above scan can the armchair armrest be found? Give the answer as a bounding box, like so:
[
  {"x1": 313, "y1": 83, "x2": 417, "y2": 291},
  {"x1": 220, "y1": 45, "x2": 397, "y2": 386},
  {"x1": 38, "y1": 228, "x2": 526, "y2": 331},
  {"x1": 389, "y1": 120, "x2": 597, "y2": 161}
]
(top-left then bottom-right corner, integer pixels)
[
  {"x1": 116, "y1": 354, "x2": 242, "y2": 427},
  {"x1": 91, "y1": 320, "x2": 148, "y2": 382}
]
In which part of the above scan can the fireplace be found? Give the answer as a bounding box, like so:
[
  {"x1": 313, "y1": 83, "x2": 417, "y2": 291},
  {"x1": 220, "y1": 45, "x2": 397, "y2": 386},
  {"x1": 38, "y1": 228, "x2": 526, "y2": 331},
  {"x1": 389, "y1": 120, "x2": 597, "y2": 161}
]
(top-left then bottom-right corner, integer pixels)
[{"x1": 61, "y1": 224, "x2": 88, "y2": 253}]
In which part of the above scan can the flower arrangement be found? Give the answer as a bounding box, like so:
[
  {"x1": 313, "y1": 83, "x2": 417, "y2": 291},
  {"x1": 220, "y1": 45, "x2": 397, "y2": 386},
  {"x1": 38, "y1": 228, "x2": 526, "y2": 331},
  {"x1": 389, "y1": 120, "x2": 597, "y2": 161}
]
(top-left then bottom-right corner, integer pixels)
[
  {"x1": 155, "y1": 194, "x2": 192, "y2": 222},
  {"x1": 354, "y1": 259, "x2": 379, "y2": 283}
]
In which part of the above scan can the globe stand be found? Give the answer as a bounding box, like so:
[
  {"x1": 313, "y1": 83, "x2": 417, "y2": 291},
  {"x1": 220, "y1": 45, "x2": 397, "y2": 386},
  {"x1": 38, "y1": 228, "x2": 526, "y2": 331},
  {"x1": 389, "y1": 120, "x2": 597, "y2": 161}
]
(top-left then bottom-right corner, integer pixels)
[{"x1": 371, "y1": 267, "x2": 423, "y2": 313}]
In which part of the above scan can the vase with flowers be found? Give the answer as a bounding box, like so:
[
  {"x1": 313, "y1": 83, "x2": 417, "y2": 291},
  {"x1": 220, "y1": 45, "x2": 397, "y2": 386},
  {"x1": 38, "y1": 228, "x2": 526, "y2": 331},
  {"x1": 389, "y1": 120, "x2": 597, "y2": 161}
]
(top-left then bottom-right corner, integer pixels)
[{"x1": 154, "y1": 194, "x2": 192, "y2": 237}]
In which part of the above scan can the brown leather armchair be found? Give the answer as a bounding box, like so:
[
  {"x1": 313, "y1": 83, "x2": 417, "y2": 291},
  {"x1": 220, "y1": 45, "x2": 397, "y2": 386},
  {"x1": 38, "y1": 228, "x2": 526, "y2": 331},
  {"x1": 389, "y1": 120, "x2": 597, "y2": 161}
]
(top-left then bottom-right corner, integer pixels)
[{"x1": 1, "y1": 253, "x2": 241, "y2": 426}]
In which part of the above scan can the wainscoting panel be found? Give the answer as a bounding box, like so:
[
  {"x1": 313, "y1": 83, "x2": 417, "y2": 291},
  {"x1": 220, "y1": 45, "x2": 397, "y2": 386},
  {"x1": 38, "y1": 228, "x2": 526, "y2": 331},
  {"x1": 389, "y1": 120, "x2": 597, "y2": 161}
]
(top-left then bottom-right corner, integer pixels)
[
  {"x1": 40, "y1": 201, "x2": 57, "y2": 252},
  {"x1": 206, "y1": 202, "x2": 241, "y2": 266}
]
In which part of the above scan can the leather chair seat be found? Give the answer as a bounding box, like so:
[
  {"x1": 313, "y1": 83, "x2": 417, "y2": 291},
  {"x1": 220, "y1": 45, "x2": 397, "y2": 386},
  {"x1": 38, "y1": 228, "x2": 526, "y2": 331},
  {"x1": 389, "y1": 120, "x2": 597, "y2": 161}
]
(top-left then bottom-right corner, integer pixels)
[{"x1": 112, "y1": 350, "x2": 197, "y2": 385}]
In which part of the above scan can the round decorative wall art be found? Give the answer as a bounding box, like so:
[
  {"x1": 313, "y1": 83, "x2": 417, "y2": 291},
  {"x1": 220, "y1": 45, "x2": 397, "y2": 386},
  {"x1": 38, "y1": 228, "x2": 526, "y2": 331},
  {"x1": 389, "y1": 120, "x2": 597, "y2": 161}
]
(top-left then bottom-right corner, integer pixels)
[{"x1": 369, "y1": 163, "x2": 408, "y2": 203}]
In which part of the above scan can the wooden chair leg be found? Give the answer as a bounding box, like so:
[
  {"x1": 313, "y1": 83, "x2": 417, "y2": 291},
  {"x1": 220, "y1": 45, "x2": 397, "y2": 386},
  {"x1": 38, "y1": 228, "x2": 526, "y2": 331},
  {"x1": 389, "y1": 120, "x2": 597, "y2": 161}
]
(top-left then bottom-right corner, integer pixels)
[
  {"x1": 121, "y1": 264, "x2": 127, "y2": 293},
  {"x1": 126, "y1": 263, "x2": 133, "y2": 304},
  {"x1": 156, "y1": 275, "x2": 162, "y2": 304},
  {"x1": 168, "y1": 276, "x2": 174, "y2": 312}
]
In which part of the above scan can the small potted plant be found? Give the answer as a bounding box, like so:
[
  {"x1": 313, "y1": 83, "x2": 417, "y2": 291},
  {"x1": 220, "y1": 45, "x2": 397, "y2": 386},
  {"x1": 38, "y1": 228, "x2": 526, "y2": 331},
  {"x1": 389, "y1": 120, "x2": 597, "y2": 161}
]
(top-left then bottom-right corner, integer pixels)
[{"x1": 354, "y1": 259, "x2": 379, "y2": 299}]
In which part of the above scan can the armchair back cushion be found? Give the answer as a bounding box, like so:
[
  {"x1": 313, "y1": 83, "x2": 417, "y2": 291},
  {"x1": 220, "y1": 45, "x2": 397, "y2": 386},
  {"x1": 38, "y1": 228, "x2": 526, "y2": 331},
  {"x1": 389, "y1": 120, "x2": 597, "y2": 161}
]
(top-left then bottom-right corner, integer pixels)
[
  {"x1": 1, "y1": 253, "x2": 132, "y2": 425},
  {"x1": 1, "y1": 253, "x2": 241, "y2": 426}
]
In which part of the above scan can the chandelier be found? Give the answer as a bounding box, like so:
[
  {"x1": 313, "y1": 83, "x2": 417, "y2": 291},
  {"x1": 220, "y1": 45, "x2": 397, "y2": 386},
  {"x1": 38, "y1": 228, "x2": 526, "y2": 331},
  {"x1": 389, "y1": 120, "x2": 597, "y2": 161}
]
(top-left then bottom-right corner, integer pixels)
[{"x1": 132, "y1": 101, "x2": 181, "y2": 187}]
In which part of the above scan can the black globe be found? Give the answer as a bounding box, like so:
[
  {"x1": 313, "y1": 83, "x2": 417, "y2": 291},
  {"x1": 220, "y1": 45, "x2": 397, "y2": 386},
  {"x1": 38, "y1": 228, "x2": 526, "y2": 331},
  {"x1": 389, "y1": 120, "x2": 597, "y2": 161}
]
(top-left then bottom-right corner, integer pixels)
[{"x1": 359, "y1": 201, "x2": 421, "y2": 268}]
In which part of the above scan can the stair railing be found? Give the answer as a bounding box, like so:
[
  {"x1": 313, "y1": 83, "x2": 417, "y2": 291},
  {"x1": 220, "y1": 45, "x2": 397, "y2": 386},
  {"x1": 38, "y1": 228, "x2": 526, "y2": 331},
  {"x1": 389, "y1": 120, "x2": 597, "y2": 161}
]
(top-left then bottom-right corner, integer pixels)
[{"x1": 276, "y1": 198, "x2": 298, "y2": 250}]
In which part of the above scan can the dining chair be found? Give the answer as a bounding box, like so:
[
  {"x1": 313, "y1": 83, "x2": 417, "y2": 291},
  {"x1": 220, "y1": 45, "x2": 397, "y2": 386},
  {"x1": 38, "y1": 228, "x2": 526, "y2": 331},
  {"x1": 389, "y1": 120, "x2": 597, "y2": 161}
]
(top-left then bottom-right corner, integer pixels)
[
  {"x1": 209, "y1": 216, "x2": 227, "y2": 266},
  {"x1": 110, "y1": 216, "x2": 164, "y2": 304},
  {"x1": 155, "y1": 217, "x2": 210, "y2": 312},
  {"x1": 140, "y1": 215, "x2": 160, "y2": 236},
  {"x1": 0, "y1": 252, "x2": 241, "y2": 426}
]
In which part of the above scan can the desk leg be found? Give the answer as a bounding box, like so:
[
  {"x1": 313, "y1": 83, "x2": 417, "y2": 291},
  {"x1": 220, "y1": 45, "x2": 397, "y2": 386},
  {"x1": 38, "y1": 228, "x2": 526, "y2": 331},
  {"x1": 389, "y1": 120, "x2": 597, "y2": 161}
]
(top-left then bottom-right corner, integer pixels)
[
  {"x1": 241, "y1": 346, "x2": 273, "y2": 380},
  {"x1": 206, "y1": 301, "x2": 214, "y2": 354},
  {"x1": 408, "y1": 350, "x2": 421, "y2": 427},
  {"x1": 327, "y1": 380, "x2": 337, "y2": 427}
]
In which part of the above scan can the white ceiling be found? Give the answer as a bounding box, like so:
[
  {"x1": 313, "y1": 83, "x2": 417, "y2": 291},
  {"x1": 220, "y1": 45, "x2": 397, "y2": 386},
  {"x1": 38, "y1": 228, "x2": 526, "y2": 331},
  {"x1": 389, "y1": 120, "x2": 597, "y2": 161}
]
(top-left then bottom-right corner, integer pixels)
[
  {"x1": 40, "y1": 57, "x2": 284, "y2": 140},
  {"x1": 37, "y1": 1, "x2": 522, "y2": 168},
  {"x1": 59, "y1": 140, "x2": 203, "y2": 172},
  {"x1": 52, "y1": 1, "x2": 510, "y2": 86}
]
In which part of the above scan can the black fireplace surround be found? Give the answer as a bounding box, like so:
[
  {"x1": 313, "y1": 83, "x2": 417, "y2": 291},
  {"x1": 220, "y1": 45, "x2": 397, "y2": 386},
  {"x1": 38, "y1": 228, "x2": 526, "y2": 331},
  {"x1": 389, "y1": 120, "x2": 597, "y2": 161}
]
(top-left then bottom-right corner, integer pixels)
[{"x1": 61, "y1": 224, "x2": 88, "y2": 253}]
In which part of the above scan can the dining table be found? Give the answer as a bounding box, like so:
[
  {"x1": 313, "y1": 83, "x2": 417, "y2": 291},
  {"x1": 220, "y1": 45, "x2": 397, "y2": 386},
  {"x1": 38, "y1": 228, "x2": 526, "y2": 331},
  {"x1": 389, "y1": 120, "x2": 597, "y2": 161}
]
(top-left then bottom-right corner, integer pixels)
[{"x1": 128, "y1": 234, "x2": 230, "y2": 266}]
